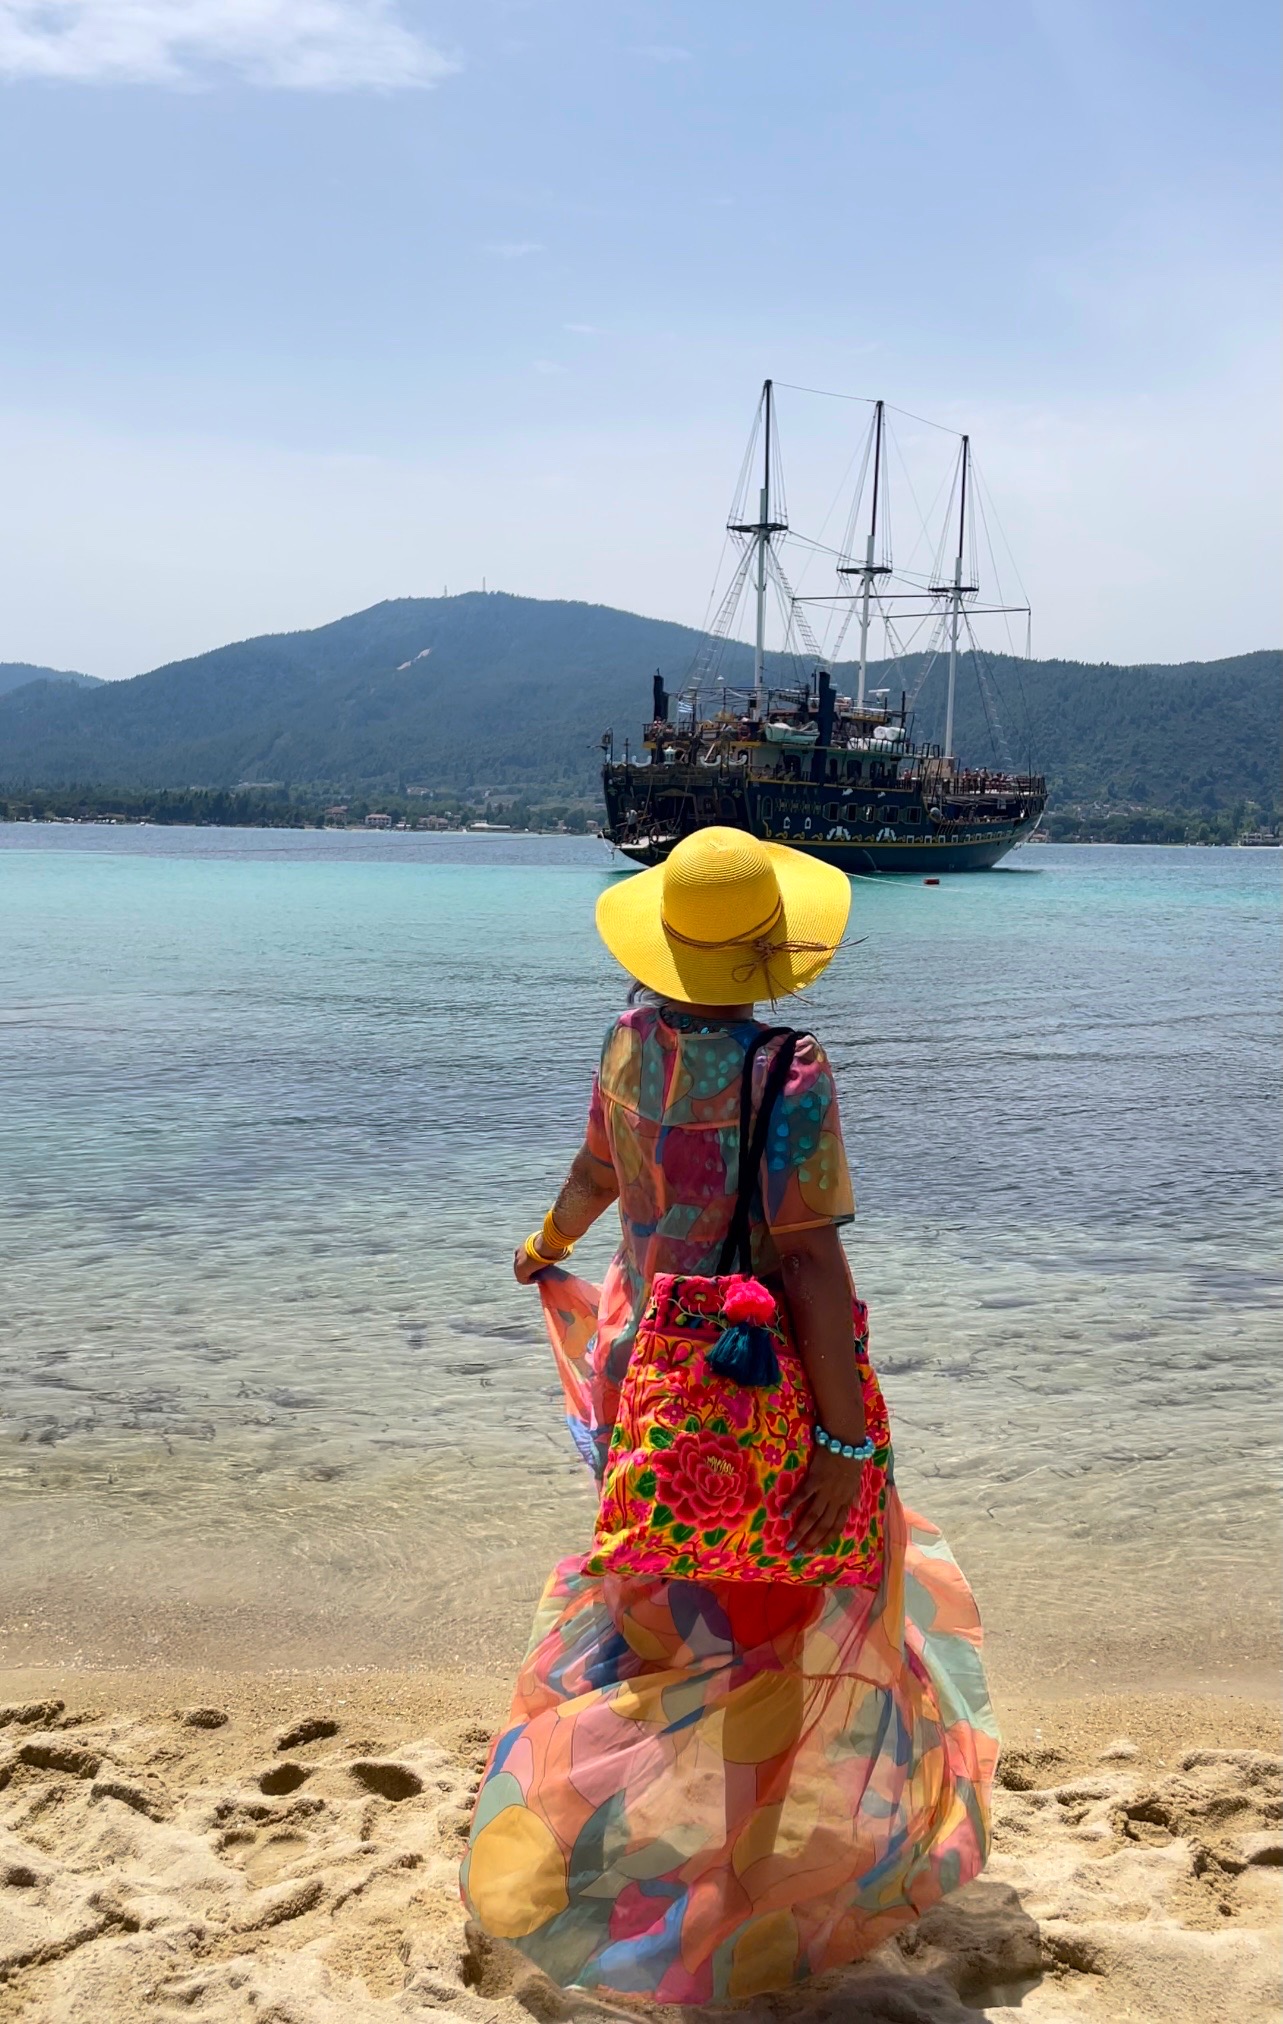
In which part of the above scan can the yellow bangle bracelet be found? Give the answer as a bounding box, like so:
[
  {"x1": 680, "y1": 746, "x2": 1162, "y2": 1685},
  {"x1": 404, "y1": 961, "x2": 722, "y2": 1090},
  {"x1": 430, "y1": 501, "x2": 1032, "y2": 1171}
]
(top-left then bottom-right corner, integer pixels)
[
  {"x1": 524, "y1": 1233, "x2": 569, "y2": 1269},
  {"x1": 542, "y1": 1209, "x2": 576, "y2": 1255}
]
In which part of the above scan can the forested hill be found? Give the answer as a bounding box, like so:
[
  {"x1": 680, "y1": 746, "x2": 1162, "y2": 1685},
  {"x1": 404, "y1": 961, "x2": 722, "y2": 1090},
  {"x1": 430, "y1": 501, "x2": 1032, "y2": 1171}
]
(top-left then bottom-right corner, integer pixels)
[
  {"x1": 0, "y1": 663, "x2": 99, "y2": 698},
  {"x1": 0, "y1": 592, "x2": 1277, "y2": 818},
  {"x1": 879, "y1": 648, "x2": 1281, "y2": 815}
]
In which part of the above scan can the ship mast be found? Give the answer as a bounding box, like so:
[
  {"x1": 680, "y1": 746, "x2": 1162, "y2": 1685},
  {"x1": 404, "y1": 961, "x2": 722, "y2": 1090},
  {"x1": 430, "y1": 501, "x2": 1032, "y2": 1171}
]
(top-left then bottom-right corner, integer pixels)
[
  {"x1": 934, "y1": 433, "x2": 978, "y2": 762},
  {"x1": 729, "y1": 379, "x2": 787, "y2": 718},
  {"x1": 837, "y1": 398, "x2": 891, "y2": 710}
]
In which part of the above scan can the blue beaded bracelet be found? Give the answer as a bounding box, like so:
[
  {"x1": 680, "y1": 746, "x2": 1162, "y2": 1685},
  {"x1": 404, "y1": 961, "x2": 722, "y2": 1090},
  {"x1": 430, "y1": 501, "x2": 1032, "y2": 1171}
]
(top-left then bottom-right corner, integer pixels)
[{"x1": 814, "y1": 1425, "x2": 876, "y2": 1462}]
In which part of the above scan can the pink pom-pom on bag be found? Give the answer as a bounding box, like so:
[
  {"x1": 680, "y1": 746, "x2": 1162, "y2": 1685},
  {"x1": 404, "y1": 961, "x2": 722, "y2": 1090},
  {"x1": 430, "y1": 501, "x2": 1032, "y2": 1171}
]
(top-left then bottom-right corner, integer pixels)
[{"x1": 720, "y1": 1275, "x2": 778, "y2": 1326}]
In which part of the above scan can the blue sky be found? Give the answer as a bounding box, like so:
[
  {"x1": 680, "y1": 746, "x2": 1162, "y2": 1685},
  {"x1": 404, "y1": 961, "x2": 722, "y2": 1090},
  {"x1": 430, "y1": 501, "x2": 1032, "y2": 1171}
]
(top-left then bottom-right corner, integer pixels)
[{"x1": 0, "y1": 0, "x2": 1277, "y2": 677}]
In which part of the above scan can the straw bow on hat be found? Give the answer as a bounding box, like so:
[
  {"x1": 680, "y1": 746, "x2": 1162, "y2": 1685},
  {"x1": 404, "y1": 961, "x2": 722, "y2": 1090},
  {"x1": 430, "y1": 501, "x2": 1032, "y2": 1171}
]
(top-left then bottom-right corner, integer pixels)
[{"x1": 596, "y1": 827, "x2": 851, "y2": 1005}]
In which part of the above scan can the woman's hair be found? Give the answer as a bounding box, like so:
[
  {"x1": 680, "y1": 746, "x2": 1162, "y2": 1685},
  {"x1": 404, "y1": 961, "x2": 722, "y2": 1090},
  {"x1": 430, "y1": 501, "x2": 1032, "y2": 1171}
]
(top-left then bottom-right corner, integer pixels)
[{"x1": 626, "y1": 980, "x2": 664, "y2": 1009}]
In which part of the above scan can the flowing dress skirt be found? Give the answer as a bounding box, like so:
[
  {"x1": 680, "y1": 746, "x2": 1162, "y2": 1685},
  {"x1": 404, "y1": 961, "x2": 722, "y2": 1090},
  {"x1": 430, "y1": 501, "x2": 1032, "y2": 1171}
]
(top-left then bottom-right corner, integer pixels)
[{"x1": 461, "y1": 1270, "x2": 998, "y2": 2003}]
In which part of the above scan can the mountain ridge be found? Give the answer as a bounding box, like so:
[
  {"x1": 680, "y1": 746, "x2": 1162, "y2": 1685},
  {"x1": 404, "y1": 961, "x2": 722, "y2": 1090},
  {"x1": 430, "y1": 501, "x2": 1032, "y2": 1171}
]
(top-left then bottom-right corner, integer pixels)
[
  {"x1": 0, "y1": 662, "x2": 100, "y2": 699},
  {"x1": 0, "y1": 593, "x2": 1277, "y2": 817}
]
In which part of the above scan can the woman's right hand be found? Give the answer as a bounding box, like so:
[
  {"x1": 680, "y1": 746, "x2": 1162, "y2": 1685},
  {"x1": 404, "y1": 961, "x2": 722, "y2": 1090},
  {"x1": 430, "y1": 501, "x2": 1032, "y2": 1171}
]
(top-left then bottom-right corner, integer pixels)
[
  {"x1": 513, "y1": 1243, "x2": 550, "y2": 1285},
  {"x1": 780, "y1": 1448, "x2": 865, "y2": 1554},
  {"x1": 513, "y1": 1145, "x2": 617, "y2": 1287}
]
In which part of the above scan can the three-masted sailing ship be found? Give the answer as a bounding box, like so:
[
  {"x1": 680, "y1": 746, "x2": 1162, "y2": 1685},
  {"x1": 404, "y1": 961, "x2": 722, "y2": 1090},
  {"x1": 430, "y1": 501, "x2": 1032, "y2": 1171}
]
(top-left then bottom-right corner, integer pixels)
[{"x1": 602, "y1": 381, "x2": 1046, "y2": 873}]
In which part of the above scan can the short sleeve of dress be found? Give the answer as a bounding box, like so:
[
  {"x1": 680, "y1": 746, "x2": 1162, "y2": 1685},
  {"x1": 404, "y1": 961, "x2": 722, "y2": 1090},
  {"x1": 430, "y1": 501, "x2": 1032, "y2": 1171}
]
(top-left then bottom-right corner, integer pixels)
[
  {"x1": 583, "y1": 1019, "x2": 623, "y2": 1167},
  {"x1": 585, "y1": 1071, "x2": 612, "y2": 1165},
  {"x1": 760, "y1": 1034, "x2": 855, "y2": 1232}
]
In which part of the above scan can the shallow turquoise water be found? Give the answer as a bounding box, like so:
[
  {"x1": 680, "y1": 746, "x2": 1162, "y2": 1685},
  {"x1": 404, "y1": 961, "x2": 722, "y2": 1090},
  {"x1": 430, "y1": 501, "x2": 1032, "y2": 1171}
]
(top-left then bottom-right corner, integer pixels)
[{"x1": 1, "y1": 828, "x2": 1278, "y2": 1684}]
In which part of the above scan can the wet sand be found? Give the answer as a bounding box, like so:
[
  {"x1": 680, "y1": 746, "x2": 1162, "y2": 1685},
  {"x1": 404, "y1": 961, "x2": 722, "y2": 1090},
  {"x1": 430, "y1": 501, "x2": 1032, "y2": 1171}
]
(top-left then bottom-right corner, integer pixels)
[{"x1": 1, "y1": 1665, "x2": 1278, "y2": 2023}]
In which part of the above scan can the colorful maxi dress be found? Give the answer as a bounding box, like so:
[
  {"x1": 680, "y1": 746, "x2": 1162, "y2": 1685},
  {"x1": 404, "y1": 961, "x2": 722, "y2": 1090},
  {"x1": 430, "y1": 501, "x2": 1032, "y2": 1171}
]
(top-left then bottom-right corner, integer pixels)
[{"x1": 461, "y1": 1008, "x2": 997, "y2": 2001}]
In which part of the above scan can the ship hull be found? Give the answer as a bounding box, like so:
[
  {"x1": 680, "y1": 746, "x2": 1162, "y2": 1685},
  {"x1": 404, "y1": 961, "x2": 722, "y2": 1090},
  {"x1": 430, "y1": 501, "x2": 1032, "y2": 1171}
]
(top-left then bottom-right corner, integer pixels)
[
  {"x1": 613, "y1": 827, "x2": 1037, "y2": 873},
  {"x1": 602, "y1": 764, "x2": 1045, "y2": 875}
]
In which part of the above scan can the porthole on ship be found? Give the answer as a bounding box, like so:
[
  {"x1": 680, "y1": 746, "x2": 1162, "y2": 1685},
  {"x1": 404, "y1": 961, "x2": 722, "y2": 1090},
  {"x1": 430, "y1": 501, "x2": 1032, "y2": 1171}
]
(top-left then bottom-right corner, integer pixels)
[{"x1": 602, "y1": 382, "x2": 1046, "y2": 875}]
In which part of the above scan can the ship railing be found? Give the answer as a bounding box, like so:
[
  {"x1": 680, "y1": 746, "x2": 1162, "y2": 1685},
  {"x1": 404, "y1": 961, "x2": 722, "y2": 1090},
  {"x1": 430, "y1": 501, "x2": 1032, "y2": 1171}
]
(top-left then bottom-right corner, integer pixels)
[
  {"x1": 621, "y1": 747, "x2": 1045, "y2": 798},
  {"x1": 914, "y1": 766, "x2": 1045, "y2": 794}
]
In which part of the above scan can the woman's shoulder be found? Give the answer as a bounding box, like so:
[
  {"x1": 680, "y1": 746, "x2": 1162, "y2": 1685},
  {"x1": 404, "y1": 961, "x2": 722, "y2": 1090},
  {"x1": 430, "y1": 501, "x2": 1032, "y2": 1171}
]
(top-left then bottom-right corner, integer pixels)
[
  {"x1": 597, "y1": 1004, "x2": 655, "y2": 1070},
  {"x1": 756, "y1": 1022, "x2": 832, "y2": 1063},
  {"x1": 601, "y1": 1004, "x2": 658, "y2": 1048},
  {"x1": 594, "y1": 1005, "x2": 663, "y2": 1117},
  {"x1": 787, "y1": 1027, "x2": 833, "y2": 1068},
  {"x1": 765, "y1": 1025, "x2": 839, "y2": 1103}
]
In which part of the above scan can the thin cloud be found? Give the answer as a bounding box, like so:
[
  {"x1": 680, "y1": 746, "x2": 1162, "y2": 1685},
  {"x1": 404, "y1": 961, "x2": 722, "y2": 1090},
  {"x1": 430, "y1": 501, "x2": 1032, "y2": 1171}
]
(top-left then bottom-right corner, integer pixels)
[
  {"x1": 485, "y1": 239, "x2": 544, "y2": 259},
  {"x1": 0, "y1": 0, "x2": 457, "y2": 91},
  {"x1": 563, "y1": 322, "x2": 599, "y2": 335}
]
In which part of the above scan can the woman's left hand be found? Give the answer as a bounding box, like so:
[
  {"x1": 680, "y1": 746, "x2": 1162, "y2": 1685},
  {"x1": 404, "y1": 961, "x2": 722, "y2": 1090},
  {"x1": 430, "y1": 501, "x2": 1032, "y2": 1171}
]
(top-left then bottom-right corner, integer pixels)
[
  {"x1": 781, "y1": 1449, "x2": 865, "y2": 1554},
  {"x1": 513, "y1": 1244, "x2": 550, "y2": 1285}
]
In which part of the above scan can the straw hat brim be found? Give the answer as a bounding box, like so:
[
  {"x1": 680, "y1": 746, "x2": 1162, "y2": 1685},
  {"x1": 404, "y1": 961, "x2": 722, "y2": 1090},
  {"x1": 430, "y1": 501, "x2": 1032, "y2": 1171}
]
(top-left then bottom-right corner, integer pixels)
[{"x1": 596, "y1": 841, "x2": 851, "y2": 1005}]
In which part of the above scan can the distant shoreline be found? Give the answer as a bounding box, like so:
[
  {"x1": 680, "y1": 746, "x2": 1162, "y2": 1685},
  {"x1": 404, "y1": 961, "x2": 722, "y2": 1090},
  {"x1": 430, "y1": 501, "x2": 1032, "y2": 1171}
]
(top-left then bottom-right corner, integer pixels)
[
  {"x1": 1, "y1": 816, "x2": 1277, "y2": 850},
  {"x1": 0, "y1": 773, "x2": 1278, "y2": 850},
  {"x1": 0, "y1": 814, "x2": 599, "y2": 838}
]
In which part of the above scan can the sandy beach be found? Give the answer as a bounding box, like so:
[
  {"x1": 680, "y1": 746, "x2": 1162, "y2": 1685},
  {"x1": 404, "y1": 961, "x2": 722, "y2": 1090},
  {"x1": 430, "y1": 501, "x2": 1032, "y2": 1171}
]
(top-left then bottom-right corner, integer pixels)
[{"x1": 1, "y1": 1664, "x2": 1278, "y2": 2023}]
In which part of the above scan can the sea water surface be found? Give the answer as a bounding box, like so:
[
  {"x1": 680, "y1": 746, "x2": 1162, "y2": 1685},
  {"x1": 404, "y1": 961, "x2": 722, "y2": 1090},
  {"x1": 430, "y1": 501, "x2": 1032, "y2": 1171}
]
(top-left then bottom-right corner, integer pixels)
[{"x1": 1, "y1": 829, "x2": 1278, "y2": 1689}]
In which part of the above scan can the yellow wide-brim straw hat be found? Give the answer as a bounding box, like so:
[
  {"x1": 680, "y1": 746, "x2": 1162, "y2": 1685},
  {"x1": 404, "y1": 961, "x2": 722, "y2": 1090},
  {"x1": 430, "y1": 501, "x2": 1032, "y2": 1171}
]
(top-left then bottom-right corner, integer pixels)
[{"x1": 596, "y1": 827, "x2": 851, "y2": 1005}]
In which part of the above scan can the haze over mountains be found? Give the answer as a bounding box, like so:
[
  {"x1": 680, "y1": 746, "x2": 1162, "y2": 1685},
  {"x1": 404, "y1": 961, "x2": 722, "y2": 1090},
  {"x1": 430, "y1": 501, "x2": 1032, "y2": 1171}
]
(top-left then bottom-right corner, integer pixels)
[
  {"x1": 0, "y1": 593, "x2": 1277, "y2": 817},
  {"x1": 0, "y1": 663, "x2": 99, "y2": 698}
]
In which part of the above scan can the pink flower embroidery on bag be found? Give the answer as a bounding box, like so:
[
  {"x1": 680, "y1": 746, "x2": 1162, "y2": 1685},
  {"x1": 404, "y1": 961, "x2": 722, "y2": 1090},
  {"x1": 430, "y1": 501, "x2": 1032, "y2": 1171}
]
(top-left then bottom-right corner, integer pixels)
[{"x1": 653, "y1": 1432, "x2": 752, "y2": 1525}]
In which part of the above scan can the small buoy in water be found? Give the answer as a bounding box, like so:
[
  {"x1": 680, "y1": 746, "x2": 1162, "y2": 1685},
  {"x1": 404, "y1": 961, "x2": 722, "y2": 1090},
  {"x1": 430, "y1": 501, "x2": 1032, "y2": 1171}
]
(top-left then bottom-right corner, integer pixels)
[{"x1": 924, "y1": 877, "x2": 940, "y2": 886}]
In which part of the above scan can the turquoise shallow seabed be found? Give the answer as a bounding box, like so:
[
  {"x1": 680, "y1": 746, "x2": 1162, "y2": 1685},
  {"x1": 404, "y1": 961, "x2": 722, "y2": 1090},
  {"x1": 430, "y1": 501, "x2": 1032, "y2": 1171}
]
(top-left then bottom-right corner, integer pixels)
[{"x1": 0, "y1": 828, "x2": 1279, "y2": 1688}]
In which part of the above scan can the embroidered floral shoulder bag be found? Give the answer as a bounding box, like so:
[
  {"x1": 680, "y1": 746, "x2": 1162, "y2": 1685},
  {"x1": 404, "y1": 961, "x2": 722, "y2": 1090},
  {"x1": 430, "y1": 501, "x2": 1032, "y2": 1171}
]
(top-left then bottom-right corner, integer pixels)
[{"x1": 589, "y1": 1028, "x2": 892, "y2": 1588}]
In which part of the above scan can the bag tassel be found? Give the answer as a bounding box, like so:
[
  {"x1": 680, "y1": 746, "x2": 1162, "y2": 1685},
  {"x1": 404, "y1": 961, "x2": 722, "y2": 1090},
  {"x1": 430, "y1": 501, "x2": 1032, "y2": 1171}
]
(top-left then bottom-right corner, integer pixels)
[{"x1": 707, "y1": 1322, "x2": 781, "y2": 1388}]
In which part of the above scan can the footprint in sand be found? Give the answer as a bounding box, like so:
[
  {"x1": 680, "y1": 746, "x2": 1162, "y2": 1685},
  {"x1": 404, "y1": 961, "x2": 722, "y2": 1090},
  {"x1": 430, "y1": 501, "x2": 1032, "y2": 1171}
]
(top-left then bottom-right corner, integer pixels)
[
  {"x1": 348, "y1": 1759, "x2": 423, "y2": 1801},
  {"x1": 0, "y1": 1701, "x2": 65, "y2": 1730},
  {"x1": 275, "y1": 1715, "x2": 340, "y2": 1751},
  {"x1": 240, "y1": 1829, "x2": 312, "y2": 1887},
  {"x1": 256, "y1": 1762, "x2": 311, "y2": 1796},
  {"x1": 178, "y1": 1705, "x2": 228, "y2": 1729}
]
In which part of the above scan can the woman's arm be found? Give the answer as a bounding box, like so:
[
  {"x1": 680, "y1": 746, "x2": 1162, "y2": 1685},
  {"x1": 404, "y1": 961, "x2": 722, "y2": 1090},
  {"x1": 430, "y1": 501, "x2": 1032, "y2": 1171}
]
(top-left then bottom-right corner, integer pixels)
[
  {"x1": 513, "y1": 1142, "x2": 620, "y2": 1284},
  {"x1": 774, "y1": 1223, "x2": 867, "y2": 1552}
]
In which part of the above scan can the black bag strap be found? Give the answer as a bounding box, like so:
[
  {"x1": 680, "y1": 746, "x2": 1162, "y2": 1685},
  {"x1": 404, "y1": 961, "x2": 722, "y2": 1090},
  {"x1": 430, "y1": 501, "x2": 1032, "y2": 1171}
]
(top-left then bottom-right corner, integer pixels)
[{"x1": 716, "y1": 1026, "x2": 809, "y2": 1276}]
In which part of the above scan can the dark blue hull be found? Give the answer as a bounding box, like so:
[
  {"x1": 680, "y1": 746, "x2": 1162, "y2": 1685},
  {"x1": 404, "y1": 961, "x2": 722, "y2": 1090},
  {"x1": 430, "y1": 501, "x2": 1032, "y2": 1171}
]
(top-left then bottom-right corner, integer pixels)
[
  {"x1": 616, "y1": 829, "x2": 1036, "y2": 873},
  {"x1": 603, "y1": 764, "x2": 1045, "y2": 874}
]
